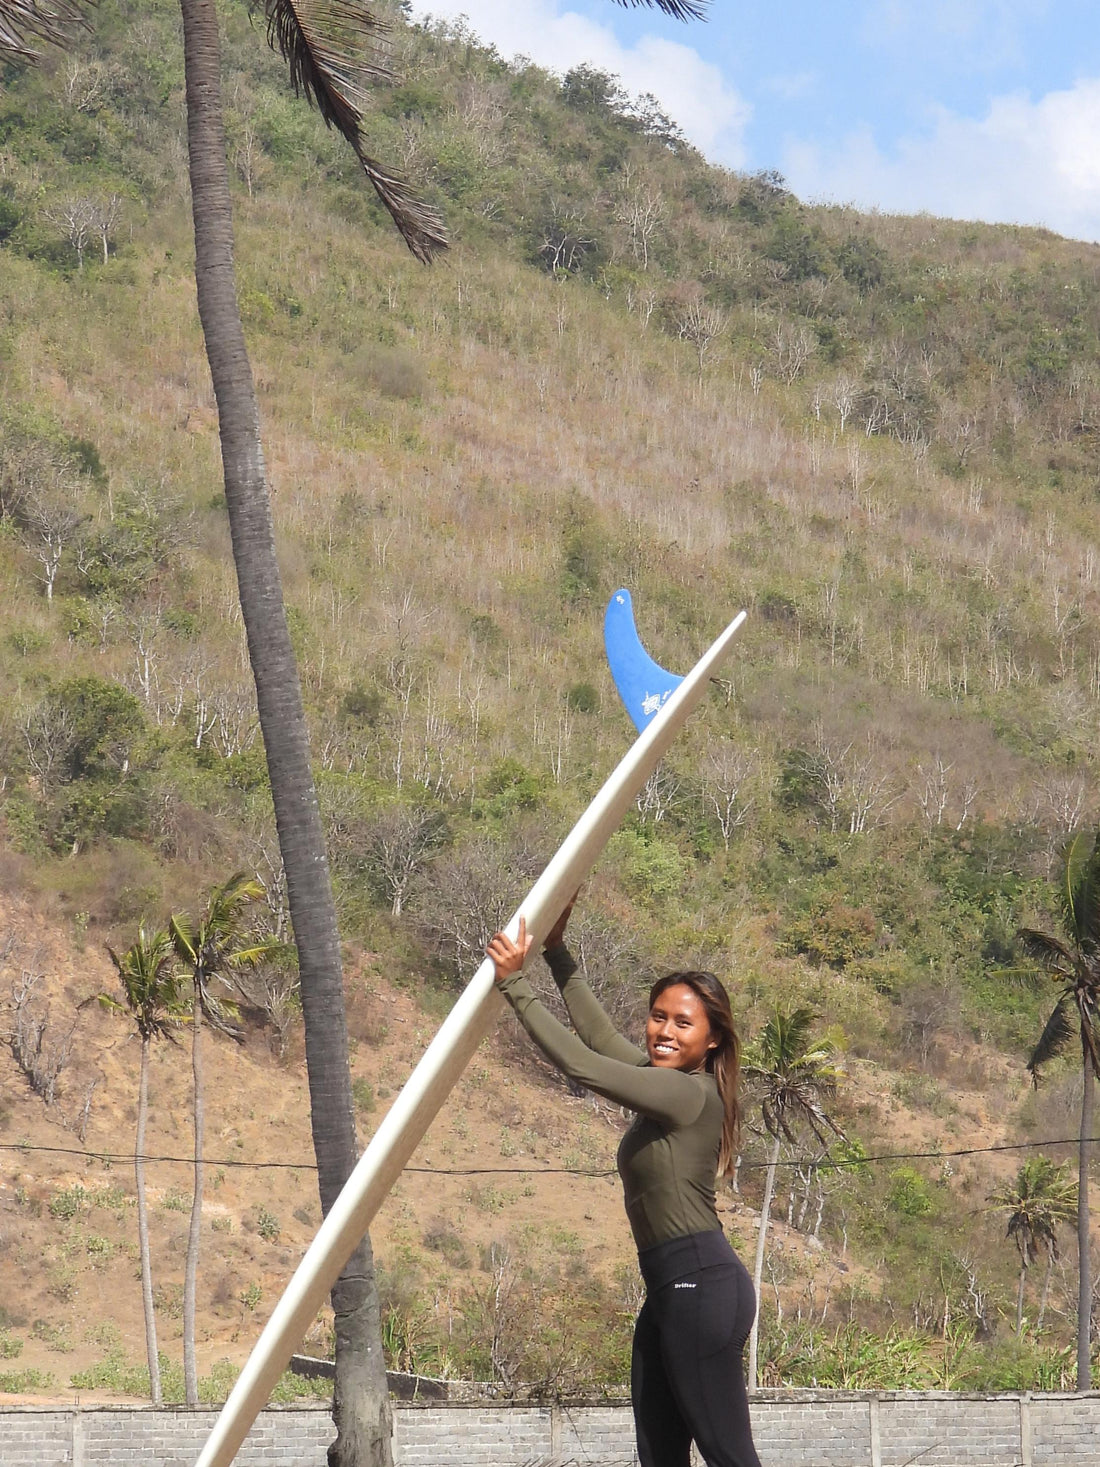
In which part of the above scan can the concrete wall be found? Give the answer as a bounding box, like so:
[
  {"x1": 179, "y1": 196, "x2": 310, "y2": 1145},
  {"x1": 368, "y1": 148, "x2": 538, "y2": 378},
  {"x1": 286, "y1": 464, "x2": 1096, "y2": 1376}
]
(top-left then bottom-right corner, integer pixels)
[{"x1": 2, "y1": 1391, "x2": 1100, "y2": 1466}]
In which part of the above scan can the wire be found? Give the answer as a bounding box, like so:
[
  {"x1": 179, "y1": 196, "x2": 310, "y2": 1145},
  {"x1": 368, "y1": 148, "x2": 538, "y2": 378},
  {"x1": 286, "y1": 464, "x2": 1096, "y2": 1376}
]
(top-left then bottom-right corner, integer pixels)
[{"x1": 0, "y1": 1134, "x2": 1094, "y2": 1175}]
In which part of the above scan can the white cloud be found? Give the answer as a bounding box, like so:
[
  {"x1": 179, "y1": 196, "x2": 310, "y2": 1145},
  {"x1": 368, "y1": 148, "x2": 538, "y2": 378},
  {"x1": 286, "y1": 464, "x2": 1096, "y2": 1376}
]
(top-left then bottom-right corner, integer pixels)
[
  {"x1": 412, "y1": 0, "x2": 751, "y2": 164},
  {"x1": 783, "y1": 78, "x2": 1100, "y2": 242}
]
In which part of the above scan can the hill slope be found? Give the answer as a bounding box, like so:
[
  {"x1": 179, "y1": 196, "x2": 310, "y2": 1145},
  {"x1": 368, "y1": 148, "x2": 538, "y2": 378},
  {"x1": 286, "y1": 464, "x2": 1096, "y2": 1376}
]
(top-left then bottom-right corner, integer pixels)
[{"x1": 0, "y1": 0, "x2": 1098, "y2": 1396}]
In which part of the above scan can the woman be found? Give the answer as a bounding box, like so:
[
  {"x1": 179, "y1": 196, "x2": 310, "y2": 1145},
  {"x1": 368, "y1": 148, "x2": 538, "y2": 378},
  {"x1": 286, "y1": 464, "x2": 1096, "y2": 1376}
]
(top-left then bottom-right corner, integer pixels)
[{"x1": 487, "y1": 904, "x2": 762, "y2": 1467}]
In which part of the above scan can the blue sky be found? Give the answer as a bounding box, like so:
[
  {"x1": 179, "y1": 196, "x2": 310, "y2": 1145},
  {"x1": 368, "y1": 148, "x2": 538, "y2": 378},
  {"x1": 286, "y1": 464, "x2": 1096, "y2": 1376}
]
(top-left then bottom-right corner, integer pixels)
[{"x1": 411, "y1": 0, "x2": 1100, "y2": 242}]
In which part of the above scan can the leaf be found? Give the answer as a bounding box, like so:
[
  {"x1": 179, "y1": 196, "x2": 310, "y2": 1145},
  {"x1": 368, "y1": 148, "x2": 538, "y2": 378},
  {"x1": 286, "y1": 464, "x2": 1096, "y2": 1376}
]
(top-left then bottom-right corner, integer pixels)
[
  {"x1": 0, "y1": 0, "x2": 89, "y2": 62},
  {"x1": 169, "y1": 913, "x2": 199, "y2": 965},
  {"x1": 1060, "y1": 829, "x2": 1100, "y2": 950},
  {"x1": 610, "y1": 0, "x2": 709, "y2": 19},
  {"x1": 264, "y1": 0, "x2": 447, "y2": 262},
  {"x1": 1027, "y1": 998, "x2": 1075, "y2": 1077},
  {"x1": 1016, "y1": 927, "x2": 1075, "y2": 975}
]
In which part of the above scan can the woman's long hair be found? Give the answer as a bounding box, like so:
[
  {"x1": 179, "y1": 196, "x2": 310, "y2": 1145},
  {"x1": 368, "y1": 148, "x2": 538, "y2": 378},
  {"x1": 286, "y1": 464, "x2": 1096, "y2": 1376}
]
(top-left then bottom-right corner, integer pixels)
[{"x1": 649, "y1": 970, "x2": 741, "y2": 1177}]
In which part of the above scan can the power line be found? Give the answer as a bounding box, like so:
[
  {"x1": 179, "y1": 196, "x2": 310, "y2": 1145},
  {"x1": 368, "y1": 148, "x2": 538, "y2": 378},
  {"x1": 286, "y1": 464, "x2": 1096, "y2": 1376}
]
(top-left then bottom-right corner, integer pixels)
[{"x1": 0, "y1": 1134, "x2": 1094, "y2": 1176}]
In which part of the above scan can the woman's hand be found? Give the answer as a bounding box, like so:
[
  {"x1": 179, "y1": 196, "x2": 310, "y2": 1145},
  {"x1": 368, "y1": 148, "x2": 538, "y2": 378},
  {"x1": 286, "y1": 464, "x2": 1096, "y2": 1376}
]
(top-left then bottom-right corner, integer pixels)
[
  {"x1": 487, "y1": 916, "x2": 533, "y2": 984},
  {"x1": 543, "y1": 891, "x2": 579, "y2": 951}
]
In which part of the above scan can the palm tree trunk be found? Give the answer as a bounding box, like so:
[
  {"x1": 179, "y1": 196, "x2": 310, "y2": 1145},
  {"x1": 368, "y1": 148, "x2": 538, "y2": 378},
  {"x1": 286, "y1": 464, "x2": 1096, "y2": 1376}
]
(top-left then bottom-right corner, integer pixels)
[
  {"x1": 1038, "y1": 1247, "x2": 1054, "y2": 1333},
  {"x1": 1078, "y1": 1052, "x2": 1093, "y2": 1389},
  {"x1": 185, "y1": 993, "x2": 205, "y2": 1406},
  {"x1": 1015, "y1": 1261, "x2": 1026, "y2": 1337},
  {"x1": 748, "y1": 1131, "x2": 781, "y2": 1391},
  {"x1": 178, "y1": 3, "x2": 391, "y2": 1459},
  {"x1": 136, "y1": 1033, "x2": 162, "y2": 1407}
]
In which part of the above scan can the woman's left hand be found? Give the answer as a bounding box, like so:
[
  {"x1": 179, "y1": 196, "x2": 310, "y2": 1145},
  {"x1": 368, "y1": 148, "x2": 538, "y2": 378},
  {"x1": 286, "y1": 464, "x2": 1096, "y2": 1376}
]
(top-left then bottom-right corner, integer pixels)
[{"x1": 487, "y1": 917, "x2": 533, "y2": 983}]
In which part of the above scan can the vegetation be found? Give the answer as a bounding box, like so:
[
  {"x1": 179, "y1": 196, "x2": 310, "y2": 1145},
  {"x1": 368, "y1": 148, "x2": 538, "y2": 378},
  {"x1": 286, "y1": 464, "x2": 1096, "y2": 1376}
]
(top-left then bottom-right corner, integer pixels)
[
  {"x1": 1, "y1": 0, "x2": 1100, "y2": 1399},
  {"x1": 990, "y1": 1156, "x2": 1077, "y2": 1337},
  {"x1": 742, "y1": 1005, "x2": 843, "y2": 1389},
  {"x1": 169, "y1": 873, "x2": 263, "y2": 1405},
  {"x1": 1018, "y1": 830, "x2": 1100, "y2": 1387},
  {"x1": 100, "y1": 923, "x2": 185, "y2": 1405}
]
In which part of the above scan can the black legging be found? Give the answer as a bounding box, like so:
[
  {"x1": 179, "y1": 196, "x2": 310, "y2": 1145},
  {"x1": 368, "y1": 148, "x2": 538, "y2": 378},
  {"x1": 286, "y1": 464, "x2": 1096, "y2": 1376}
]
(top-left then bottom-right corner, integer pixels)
[{"x1": 632, "y1": 1230, "x2": 762, "y2": 1467}]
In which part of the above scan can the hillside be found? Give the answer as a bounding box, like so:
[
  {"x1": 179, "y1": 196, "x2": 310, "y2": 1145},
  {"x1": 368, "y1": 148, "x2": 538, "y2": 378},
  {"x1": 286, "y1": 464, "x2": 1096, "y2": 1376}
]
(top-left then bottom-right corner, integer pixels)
[{"x1": 0, "y1": 0, "x2": 1099, "y2": 1398}]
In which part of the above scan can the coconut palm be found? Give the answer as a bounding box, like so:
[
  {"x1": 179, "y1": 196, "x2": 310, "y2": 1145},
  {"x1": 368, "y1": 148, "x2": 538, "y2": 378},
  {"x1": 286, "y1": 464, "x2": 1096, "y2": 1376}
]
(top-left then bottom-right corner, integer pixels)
[
  {"x1": 742, "y1": 1004, "x2": 844, "y2": 1390},
  {"x1": 990, "y1": 1155, "x2": 1077, "y2": 1336},
  {"x1": 5, "y1": 0, "x2": 709, "y2": 1456},
  {"x1": 1018, "y1": 827, "x2": 1100, "y2": 1388},
  {"x1": 100, "y1": 925, "x2": 186, "y2": 1407},
  {"x1": 170, "y1": 873, "x2": 266, "y2": 1407}
]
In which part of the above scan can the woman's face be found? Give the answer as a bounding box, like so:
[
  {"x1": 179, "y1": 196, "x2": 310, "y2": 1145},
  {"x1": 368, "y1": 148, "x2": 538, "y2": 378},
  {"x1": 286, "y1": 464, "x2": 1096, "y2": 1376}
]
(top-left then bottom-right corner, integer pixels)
[{"x1": 646, "y1": 983, "x2": 717, "y2": 1072}]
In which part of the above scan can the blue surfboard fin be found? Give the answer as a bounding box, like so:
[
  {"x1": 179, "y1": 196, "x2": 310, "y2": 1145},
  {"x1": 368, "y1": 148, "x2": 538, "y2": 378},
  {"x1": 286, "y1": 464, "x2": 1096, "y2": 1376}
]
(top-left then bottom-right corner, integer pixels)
[{"x1": 603, "y1": 589, "x2": 684, "y2": 733}]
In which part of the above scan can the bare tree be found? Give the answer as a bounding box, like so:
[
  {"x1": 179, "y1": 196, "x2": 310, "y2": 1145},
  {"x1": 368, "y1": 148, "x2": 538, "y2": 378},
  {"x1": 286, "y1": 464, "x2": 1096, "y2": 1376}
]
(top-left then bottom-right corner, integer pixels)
[
  {"x1": 845, "y1": 740, "x2": 899, "y2": 835},
  {"x1": 47, "y1": 195, "x2": 98, "y2": 269},
  {"x1": 538, "y1": 201, "x2": 597, "y2": 275},
  {"x1": 416, "y1": 836, "x2": 539, "y2": 982},
  {"x1": 770, "y1": 321, "x2": 816, "y2": 386},
  {"x1": 676, "y1": 296, "x2": 726, "y2": 377},
  {"x1": 614, "y1": 170, "x2": 664, "y2": 270},
  {"x1": 634, "y1": 762, "x2": 681, "y2": 825},
  {"x1": 19, "y1": 491, "x2": 83, "y2": 604},
  {"x1": 88, "y1": 192, "x2": 122, "y2": 263},
  {"x1": 702, "y1": 744, "x2": 758, "y2": 849},
  {"x1": 832, "y1": 373, "x2": 856, "y2": 432},
  {"x1": 367, "y1": 805, "x2": 447, "y2": 918},
  {"x1": 20, "y1": 696, "x2": 74, "y2": 794},
  {"x1": 2, "y1": 962, "x2": 75, "y2": 1104}
]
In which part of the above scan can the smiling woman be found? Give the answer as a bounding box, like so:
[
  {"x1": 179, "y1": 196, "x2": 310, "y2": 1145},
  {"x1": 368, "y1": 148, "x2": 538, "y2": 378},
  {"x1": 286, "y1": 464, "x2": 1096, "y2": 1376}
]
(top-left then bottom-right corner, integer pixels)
[{"x1": 488, "y1": 903, "x2": 761, "y2": 1467}]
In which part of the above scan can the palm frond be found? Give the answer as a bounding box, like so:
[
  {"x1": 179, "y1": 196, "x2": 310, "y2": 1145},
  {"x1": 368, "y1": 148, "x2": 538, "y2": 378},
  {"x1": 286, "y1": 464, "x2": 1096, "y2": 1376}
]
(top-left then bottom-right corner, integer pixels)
[
  {"x1": 1016, "y1": 927, "x2": 1075, "y2": 976},
  {"x1": 609, "y1": 0, "x2": 709, "y2": 20},
  {"x1": 1057, "y1": 827, "x2": 1100, "y2": 952},
  {"x1": 1079, "y1": 1000, "x2": 1100, "y2": 1078},
  {"x1": 0, "y1": 0, "x2": 89, "y2": 63},
  {"x1": 1061, "y1": 829, "x2": 1094, "y2": 936},
  {"x1": 1027, "y1": 998, "x2": 1076, "y2": 1077},
  {"x1": 169, "y1": 913, "x2": 199, "y2": 966},
  {"x1": 264, "y1": 0, "x2": 447, "y2": 262}
]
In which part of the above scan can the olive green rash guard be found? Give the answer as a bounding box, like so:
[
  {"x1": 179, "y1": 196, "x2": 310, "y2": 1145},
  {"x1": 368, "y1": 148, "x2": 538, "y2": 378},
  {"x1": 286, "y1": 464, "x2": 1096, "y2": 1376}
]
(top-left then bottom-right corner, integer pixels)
[{"x1": 498, "y1": 943, "x2": 723, "y2": 1252}]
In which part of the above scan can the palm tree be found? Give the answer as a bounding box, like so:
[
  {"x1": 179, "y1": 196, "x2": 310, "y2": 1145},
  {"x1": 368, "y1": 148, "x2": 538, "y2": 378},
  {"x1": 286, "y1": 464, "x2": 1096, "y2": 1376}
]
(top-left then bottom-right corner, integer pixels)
[
  {"x1": 100, "y1": 925, "x2": 186, "y2": 1407},
  {"x1": 990, "y1": 1155, "x2": 1077, "y2": 1336},
  {"x1": 5, "y1": 0, "x2": 709, "y2": 1457},
  {"x1": 742, "y1": 1005, "x2": 843, "y2": 1390},
  {"x1": 170, "y1": 873, "x2": 266, "y2": 1408},
  {"x1": 1018, "y1": 827, "x2": 1100, "y2": 1388}
]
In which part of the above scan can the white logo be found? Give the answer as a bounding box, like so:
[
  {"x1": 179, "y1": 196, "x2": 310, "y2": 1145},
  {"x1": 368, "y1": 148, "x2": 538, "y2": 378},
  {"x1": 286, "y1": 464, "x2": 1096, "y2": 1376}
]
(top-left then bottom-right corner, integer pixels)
[
  {"x1": 642, "y1": 689, "x2": 674, "y2": 717},
  {"x1": 674, "y1": 1282, "x2": 696, "y2": 1290}
]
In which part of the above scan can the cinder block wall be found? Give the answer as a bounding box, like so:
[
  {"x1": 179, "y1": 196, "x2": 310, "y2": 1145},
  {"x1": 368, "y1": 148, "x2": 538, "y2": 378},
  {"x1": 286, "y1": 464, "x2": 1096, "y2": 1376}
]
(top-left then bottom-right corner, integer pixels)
[{"x1": 2, "y1": 1391, "x2": 1100, "y2": 1466}]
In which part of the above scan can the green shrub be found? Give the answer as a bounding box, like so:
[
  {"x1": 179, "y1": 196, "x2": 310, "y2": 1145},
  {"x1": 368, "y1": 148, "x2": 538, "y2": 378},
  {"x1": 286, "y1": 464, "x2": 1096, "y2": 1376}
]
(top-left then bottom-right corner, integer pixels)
[
  {"x1": 611, "y1": 829, "x2": 688, "y2": 904},
  {"x1": 888, "y1": 1167, "x2": 934, "y2": 1218},
  {"x1": 48, "y1": 1186, "x2": 87, "y2": 1221},
  {"x1": 565, "y1": 681, "x2": 599, "y2": 713},
  {"x1": 785, "y1": 898, "x2": 878, "y2": 969},
  {"x1": 240, "y1": 1281, "x2": 263, "y2": 1312},
  {"x1": 352, "y1": 1076, "x2": 376, "y2": 1113},
  {"x1": 255, "y1": 1207, "x2": 281, "y2": 1243},
  {"x1": 0, "y1": 1368, "x2": 54, "y2": 1393},
  {"x1": 482, "y1": 757, "x2": 540, "y2": 814}
]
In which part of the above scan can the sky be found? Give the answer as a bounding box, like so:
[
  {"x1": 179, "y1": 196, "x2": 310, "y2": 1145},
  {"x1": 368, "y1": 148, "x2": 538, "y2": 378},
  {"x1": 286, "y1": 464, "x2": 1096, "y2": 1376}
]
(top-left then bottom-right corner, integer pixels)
[{"x1": 409, "y1": 0, "x2": 1100, "y2": 243}]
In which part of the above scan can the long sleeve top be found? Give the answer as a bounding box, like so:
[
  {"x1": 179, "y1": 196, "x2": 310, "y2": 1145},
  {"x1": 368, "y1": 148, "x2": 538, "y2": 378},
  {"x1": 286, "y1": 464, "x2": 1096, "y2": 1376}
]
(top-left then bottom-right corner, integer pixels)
[{"x1": 498, "y1": 943, "x2": 723, "y2": 1253}]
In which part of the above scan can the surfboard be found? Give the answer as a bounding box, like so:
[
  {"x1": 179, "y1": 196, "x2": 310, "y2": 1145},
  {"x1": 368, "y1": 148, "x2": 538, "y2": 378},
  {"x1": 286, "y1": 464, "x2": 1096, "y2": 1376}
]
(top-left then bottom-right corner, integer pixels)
[{"x1": 195, "y1": 599, "x2": 747, "y2": 1467}]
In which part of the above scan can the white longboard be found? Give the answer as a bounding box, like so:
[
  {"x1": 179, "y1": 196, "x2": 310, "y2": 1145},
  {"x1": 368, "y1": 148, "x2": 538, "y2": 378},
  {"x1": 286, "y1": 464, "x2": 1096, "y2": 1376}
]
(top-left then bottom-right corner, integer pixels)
[{"x1": 195, "y1": 604, "x2": 747, "y2": 1467}]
